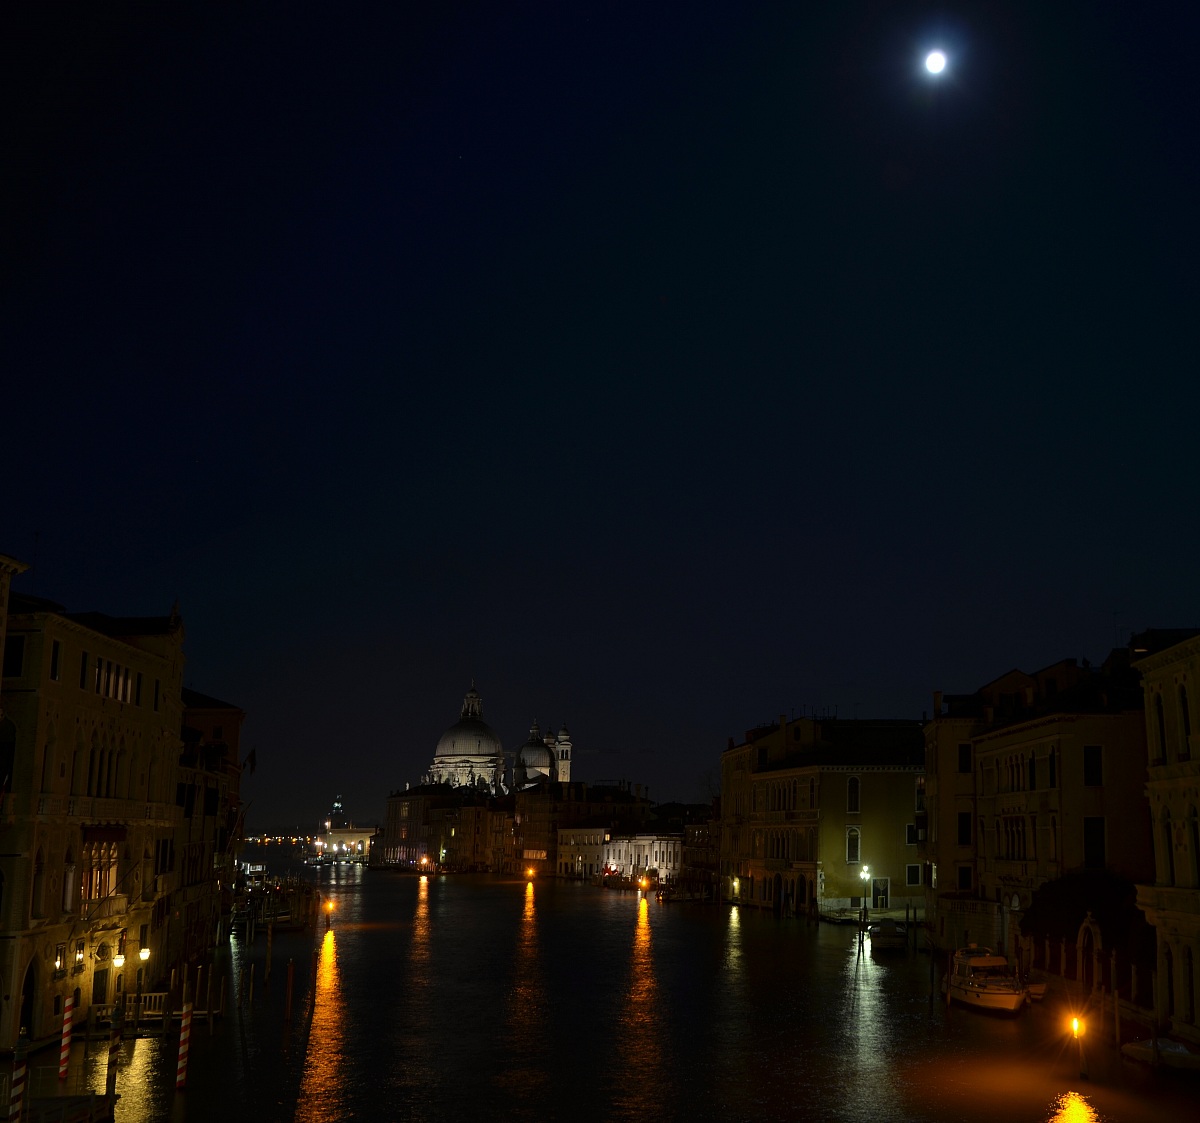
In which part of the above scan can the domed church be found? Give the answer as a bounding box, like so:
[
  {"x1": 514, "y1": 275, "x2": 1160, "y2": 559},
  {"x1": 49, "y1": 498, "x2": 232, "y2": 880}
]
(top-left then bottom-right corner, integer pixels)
[
  {"x1": 425, "y1": 683, "x2": 507, "y2": 792},
  {"x1": 423, "y1": 685, "x2": 575, "y2": 794},
  {"x1": 513, "y1": 719, "x2": 573, "y2": 789}
]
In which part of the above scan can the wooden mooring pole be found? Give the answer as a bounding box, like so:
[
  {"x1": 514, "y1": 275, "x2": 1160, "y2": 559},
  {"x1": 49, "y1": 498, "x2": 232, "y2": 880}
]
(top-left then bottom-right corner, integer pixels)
[
  {"x1": 9, "y1": 1030, "x2": 29, "y2": 1121},
  {"x1": 176, "y1": 1001, "x2": 192, "y2": 1091},
  {"x1": 59, "y1": 992, "x2": 75, "y2": 1081},
  {"x1": 1112, "y1": 950, "x2": 1120, "y2": 1044}
]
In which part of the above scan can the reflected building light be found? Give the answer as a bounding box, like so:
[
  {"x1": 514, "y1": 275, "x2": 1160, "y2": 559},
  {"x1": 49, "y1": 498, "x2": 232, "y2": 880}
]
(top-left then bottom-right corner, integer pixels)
[
  {"x1": 295, "y1": 929, "x2": 343, "y2": 1122},
  {"x1": 1049, "y1": 1091, "x2": 1098, "y2": 1123},
  {"x1": 613, "y1": 896, "x2": 668, "y2": 1111}
]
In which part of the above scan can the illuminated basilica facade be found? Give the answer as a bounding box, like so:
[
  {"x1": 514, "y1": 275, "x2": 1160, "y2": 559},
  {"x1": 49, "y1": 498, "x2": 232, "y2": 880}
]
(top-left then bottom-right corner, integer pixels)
[{"x1": 423, "y1": 685, "x2": 573, "y2": 794}]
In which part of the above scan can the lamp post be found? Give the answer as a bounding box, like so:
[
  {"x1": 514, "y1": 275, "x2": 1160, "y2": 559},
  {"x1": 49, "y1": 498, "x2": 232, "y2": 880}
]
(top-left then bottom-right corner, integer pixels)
[
  {"x1": 136, "y1": 947, "x2": 149, "y2": 1029},
  {"x1": 860, "y1": 865, "x2": 871, "y2": 921},
  {"x1": 113, "y1": 952, "x2": 126, "y2": 1018}
]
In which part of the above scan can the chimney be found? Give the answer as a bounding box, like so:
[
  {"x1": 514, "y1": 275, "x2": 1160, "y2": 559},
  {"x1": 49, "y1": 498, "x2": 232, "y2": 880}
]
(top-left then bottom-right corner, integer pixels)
[{"x1": 933, "y1": 690, "x2": 943, "y2": 716}]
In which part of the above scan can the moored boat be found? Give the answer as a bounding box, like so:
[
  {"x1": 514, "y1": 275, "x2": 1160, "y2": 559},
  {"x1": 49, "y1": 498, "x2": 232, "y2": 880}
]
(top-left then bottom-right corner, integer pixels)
[
  {"x1": 946, "y1": 945, "x2": 1027, "y2": 1012},
  {"x1": 867, "y1": 918, "x2": 907, "y2": 950}
]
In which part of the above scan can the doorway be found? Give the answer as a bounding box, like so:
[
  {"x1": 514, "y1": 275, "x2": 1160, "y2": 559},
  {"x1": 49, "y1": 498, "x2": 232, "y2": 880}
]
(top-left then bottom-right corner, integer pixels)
[{"x1": 19, "y1": 959, "x2": 37, "y2": 1039}]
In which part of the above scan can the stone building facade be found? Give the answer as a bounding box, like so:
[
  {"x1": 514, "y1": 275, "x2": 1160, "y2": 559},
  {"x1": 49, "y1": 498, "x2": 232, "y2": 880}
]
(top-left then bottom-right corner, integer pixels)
[
  {"x1": 720, "y1": 716, "x2": 924, "y2": 915},
  {"x1": 0, "y1": 590, "x2": 186, "y2": 1049},
  {"x1": 1134, "y1": 629, "x2": 1200, "y2": 1042},
  {"x1": 922, "y1": 650, "x2": 1156, "y2": 959}
]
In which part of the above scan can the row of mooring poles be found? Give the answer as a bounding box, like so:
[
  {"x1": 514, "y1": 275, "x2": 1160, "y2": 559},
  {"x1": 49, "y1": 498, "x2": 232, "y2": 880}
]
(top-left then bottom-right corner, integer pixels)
[{"x1": 46, "y1": 910, "x2": 322, "y2": 1111}]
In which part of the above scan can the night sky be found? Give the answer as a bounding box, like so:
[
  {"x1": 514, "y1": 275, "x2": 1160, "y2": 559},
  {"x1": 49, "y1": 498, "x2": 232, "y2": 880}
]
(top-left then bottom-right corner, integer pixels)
[{"x1": 5, "y1": 2, "x2": 1198, "y2": 833}]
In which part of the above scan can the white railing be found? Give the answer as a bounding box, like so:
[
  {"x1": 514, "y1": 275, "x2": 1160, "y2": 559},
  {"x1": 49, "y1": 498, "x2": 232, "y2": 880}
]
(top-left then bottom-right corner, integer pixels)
[{"x1": 81, "y1": 893, "x2": 129, "y2": 921}]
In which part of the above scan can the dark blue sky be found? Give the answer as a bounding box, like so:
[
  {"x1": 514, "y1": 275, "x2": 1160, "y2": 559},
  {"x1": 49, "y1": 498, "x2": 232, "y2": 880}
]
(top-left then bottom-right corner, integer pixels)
[{"x1": 5, "y1": 2, "x2": 1198, "y2": 832}]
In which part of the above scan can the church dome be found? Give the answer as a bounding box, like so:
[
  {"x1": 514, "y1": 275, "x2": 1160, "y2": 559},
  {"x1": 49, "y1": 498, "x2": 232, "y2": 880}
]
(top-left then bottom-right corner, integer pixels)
[
  {"x1": 435, "y1": 718, "x2": 503, "y2": 759},
  {"x1": 435, "y1": 686, "x2": 503, "y2": 759},
  {"x1": 517, "y1": 720, "x2": 551, "y2": 771}
]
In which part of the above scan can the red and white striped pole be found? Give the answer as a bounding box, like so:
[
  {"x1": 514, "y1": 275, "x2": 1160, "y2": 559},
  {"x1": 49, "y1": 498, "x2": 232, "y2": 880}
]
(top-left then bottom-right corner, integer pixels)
[
  {"x1": 176, "y1": 1001, "x2": 192, "y2": 1091},
  {"x1": 58, "y1": 993, "x2": 74, "y2": 1081},
  {"x1": 8, "y1": 1031, "x2": 28, "y2": 1122}
]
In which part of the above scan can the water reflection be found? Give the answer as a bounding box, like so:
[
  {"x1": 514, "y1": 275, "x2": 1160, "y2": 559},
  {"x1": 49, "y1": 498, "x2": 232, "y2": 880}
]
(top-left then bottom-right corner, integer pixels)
[
  {"x1": 497, "y1": 880, "x2": 549, "y2": 1106},
  {"x1": 1048, "y1": 1091, "x2": 1099, "y2": 1122},
  {"x1": 295, "y1": 929, "x2": 343, "y2": 1123},
  {"x1": 613, "y1": 895, "x2": 669, "y2": 1116},
  {"x1": 392, "y1": 874, "x2": 435, "y2": 1095},
  {"x1": 843, "y1": 933, "x2": 902, "y2": 1121}
]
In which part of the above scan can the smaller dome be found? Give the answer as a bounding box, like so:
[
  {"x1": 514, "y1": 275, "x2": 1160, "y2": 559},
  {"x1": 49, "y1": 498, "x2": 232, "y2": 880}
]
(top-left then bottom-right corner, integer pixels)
[
  {"x1": 518, "y1": 721, "x2": 551, "y2": 771},
  {"x1": 557, "y1": 724, "x2": 571, "y2": 740}
]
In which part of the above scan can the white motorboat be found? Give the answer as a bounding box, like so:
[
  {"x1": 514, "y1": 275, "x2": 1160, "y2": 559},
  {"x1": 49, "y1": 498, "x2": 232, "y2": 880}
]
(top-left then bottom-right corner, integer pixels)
[
  {"x1": 867, "y1": 918, "x2": 907, "y2": 950},
  {"x1": 946, "y1": 945, "x2": 1027, "y2": 1013}
]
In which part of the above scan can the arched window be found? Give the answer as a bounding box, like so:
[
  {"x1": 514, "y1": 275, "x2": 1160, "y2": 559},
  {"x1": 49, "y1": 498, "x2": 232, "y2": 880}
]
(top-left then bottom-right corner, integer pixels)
[
  {"x1": 31, "y1": 849, "x2": 46, "y2": 919},
  {"x1": 847, "y1": 777, "x2": 860, "y2": 814},
  {"x1": 40, "y1": 722, "x2": 57, "y2": 793},
  {"x1": 846, "y1": 826, "x2": 860, "y2": 864},
  {"x1": 1156, "y1": 694, "x2": 1168, "y2": 761},
  {"x1": 62, "y1": 850, "x2": 76, "y2": 913},
  {"x1": 71, "y1": 729, "x2": 85, "y2": 796},
  {"x1": 1163, "y1": 815, "x2": 1176, "y2": 886},
  {"x1": 0, "y1": 717, "x2": 17, "y2": 797},
  {"x1": 1190, "y1": 809, "x2": 1200, "y2": 889},
  {"x1": 1185, "y1": 947, "x2": 1196, "y2": 1025},
  {"x1": 1165, "y1": 945, "x2": 1176, "y2": 1018},
  {"x1": 1181, "y1": 686, "x2": 1192, "y2": 760}
]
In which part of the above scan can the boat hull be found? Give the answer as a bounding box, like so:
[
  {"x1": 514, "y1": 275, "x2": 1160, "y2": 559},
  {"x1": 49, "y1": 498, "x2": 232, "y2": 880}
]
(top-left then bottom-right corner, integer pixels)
[{"x1": 948, "y1": 982, "x2": 1026, "y2": 1012}]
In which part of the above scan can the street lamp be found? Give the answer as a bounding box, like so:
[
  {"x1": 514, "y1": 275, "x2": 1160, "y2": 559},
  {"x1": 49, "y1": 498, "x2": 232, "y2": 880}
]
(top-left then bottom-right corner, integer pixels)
[
  {"x1": 860, "y1": 865, "x2": 871, "y2": 922},
  {"x1": 136, "y1": 947, "x2": 150, "y2": 1029}
]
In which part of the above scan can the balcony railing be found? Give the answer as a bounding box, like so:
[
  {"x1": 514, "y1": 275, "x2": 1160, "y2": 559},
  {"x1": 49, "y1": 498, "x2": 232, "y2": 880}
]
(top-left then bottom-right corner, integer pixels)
[{"x1": 81, "y1": 894, "x2": 129, "y2": 922}]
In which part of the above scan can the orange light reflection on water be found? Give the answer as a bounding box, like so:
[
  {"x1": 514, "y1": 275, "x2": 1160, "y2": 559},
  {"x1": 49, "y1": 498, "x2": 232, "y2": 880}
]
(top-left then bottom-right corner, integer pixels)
[
  {"x1": 295, "y1": 929, "x2": 343, "y2": 1123},
  {"x1": 497, "y1": 879, "x2": 548, "y2": 1101},
  {"x1": 1047, "y1": 1091, "x2": 1098, "y2": 1123},
  {"x1": 613, "y1": 896, "x2": 671, "y2": 1111}
]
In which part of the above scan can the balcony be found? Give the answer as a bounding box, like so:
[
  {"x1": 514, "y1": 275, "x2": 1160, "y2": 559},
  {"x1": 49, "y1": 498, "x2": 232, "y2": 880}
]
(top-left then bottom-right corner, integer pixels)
[{"x1": 81, "y1": 894, "x2": 129, "y2": 922}]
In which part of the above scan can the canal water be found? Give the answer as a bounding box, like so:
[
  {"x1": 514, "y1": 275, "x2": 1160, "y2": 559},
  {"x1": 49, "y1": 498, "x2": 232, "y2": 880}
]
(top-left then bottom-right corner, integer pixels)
[{"x1": 51, "y1": 865, "x2": 1196, "y2": 1121}]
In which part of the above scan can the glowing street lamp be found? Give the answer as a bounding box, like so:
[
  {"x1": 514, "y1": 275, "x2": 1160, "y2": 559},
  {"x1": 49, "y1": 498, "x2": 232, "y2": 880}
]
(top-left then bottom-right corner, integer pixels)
[
  {"x1": 860, "y1": 865, "x2": 871, "y2": 921},
  {"x1": 135, "y1": 947, "x2": 150, "y2": 1029}
]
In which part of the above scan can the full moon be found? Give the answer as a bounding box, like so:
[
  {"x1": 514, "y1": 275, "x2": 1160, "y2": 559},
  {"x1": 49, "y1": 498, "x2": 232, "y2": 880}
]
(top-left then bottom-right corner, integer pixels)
[{"x1": 925, "y1": 50, "x2": 947, "y2": 74}]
